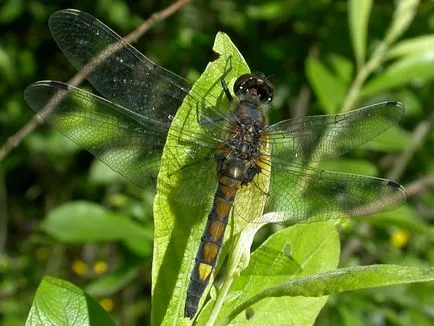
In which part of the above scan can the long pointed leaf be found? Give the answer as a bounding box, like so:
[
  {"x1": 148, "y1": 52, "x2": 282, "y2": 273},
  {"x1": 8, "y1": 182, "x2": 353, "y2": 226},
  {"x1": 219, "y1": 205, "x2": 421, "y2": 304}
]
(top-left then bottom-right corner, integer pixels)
[{"x1": 348, "y1": 0, "x2": 373, "y2": 68}]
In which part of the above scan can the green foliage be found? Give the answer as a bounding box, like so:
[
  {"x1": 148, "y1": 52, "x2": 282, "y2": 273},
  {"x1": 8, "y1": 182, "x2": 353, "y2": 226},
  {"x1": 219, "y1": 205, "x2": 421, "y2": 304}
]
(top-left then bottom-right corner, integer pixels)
[
  {"x1": 152, "y1": 32, "x2": 250, "y2": 324},
  {"x1": 42, "y1": 201, "x2": 152, "y2": 256},
  {"x1": 1, "y1": 0, "x2": 434, "y2": 325},
  {"x1": 26, "y1": 276, "x2": 115, "y2": 326},
  {"x1": 348, "y1": 0, "x2": 372, "y2": 68},
  {"x1": 223, "y1": 264, "x2": 434, "y2": 324},
  {"x1": 362, "y1": 52, "x2": 434, "y2": 97},
  {"x1": 200, "y1": 222, "x2": 340, "y2": 325},
  {"x1": 305, "y1": 56, "x2": 349, "y2": 114}
]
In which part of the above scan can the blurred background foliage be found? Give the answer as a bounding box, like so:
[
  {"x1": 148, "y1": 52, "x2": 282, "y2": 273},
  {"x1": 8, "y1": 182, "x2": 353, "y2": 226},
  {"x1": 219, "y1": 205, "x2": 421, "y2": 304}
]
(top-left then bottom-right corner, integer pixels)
[{"x1": 0, "y1": 0, "x2": 433, "y2": 325}]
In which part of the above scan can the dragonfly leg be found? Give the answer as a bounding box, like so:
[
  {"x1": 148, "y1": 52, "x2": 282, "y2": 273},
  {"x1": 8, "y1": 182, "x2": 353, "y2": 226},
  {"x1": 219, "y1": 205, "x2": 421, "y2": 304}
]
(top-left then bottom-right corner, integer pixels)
[
  {"x1": 196, "y1": 56, "x2": 234, "y2": 125},
  {"x1": 242, "y1": 163, "x2": 261, "y2": 185},
  {"x1": 220, "y1": 56, "x2": 234, "y2": 102}
]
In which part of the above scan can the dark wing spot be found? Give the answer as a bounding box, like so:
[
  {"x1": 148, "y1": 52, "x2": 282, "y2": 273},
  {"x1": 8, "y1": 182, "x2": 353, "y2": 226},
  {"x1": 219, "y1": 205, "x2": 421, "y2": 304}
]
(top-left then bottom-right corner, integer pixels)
[
  {"x1": 386, "y1": 101, "x2": 398, "y2": 107},
  {"x1": 48, "y1": 81, "x2": 69, "y2": 90},
  {"x1": 387, "y1": 180, "x2": 401, "y2": 188}
]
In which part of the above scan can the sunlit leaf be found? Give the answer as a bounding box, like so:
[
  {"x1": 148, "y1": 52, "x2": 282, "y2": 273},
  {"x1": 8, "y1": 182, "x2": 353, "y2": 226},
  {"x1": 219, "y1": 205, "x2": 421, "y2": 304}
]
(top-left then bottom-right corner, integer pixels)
[
  {"x1": 328, "y1": 54, "x2": 354, "y2": 84},
  {"x1": 361, "y1": 126, "x2": 410, "y2": 151},
  {"x1": 361, "y1": 50, "x2": 434, "y2": 97},
  {"x1": 223, "y1": 264, "x2": 434, "y2": 323},
  {"x1": 26, "y1": 276, "x2": 115, "y2": 326},
  {"x1": 384, "y1": 0, "x2": 420, "y2": 45},
  {"x1": 348, "y1": 0, "x2": 372, "y2": 68},
  {"x1": 42, "y1": 201, "x2": 152, "y2": 256},
  {"x1": 152, "y1": 32, "x2": 250, "y2": 325},
  {"x1": 86, "y1": 267, "x2": 140, "y2": 297},
  {"x1": 387, "y1": 35, "x2": 434, "y2": 58},
  {"x1": 200, "y1": 222, "x2": 340, "y2": 325},
  {"x1": 306, "y1": 57, "x2": 347, "y2": 114}
]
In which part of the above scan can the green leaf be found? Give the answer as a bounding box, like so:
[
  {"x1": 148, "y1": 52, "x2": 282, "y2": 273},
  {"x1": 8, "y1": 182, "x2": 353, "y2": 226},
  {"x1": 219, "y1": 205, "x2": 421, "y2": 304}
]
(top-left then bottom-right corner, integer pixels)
[
  {"x1": 305, "y1": 57, "x2": 347, "y2": 114},
  {"x1": 361, "y1": 50, "x2": 434, "y2": 97},
  {"x1": 361, "y1": 126, "x2": 410, "y2": 151},
  {"x1": 384, "y1": 0, "x2": 420, "y2": 45},
  {"x1": 0, "y1": 0, "x2": 23, "y2": 24},
  {"x1": 328, "y1": 54, "x2": 354, "y2": 84},
  {"x1": 202, "y1": 222, "x2": 340, "y2": 324},
  {"x1": 387, "y1": 35, "x2": 434, "y2": 59},
  {"x1": 86, "y1": 267, "x2": 140, "y2": 297},
  {"x1": 348, "y1": 0, "x2": 373, "y2": 68},
  {"x1": 26, "y1": 276, "x2": 115, "y2": 326},
  {"x1": 42, "y1": 201, "x2": 152, "y2": 256},
  {"x1": 223, "y1": 264, "x2": 434, "y2": 323},
  {"x1": 152, "y1": 32, "x2": 250, "y2": 324},
  {"x1": 246, "y1": 2, "x2": 284, "y2": 20}
]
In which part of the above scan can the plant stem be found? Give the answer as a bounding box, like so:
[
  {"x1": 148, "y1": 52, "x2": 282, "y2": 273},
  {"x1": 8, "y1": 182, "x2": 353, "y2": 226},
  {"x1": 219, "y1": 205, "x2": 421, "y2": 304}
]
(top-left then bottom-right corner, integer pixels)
[
  {"x1": 206, "y1": 232, "x2": 245, "y2": 325},
  {"x1": 340, "y1": 0, "x2": 419, "y2": 113},
  {"x1": 340, "y1": 43, "x2": 387, "y2": 113}
]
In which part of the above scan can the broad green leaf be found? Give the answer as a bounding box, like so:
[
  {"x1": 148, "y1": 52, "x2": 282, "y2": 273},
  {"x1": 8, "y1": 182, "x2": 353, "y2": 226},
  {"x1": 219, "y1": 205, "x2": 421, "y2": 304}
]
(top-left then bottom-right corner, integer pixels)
[
  {"x1": 387, "y1": 35, "x2": 434, "y2": 59},
  {"x1": 106, "y1": 0, "x2": 130, "y2": 27},
  {"x1": 0, "y1": 0, "x2": 23, "y2": 24},
  {"x1": 328, "y1": 54, "x2": 354, "y2": 85},
  {"x1": 26, "y1": 276, "x2": 115, "y2": 326},
  {"x1": 348, "y1": 0, "x2": 372, "y2": 68},
  {"x1": 152, "y1": 32, "x2": 250, "y2": 325},
  {"x1": 42, "y1": 201, "x2": 152, "y2": 256},
  {"x1": 201, "y1": 222, "x2": 340, "y2": 325},
  {"x1": 305, "y1": 57, "x2": 347, "y2": 114},
  {"x1": 223, "y1": 264, "x2": 434, "y2": 323},
  {"x1": 360, "y1": 126, "x2": 410, "y2": 151},
  {"x1": 361, "y1": 50, "x2": 434, "y2": 97},
  {"x1": 86, "y1": 267, "x2": 140, "y2": 297}
]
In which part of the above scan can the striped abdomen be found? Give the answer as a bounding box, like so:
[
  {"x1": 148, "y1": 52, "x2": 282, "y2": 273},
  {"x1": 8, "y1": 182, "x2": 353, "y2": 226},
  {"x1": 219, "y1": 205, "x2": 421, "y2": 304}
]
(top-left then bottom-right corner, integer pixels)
[{"x1": 184, "y1": 159, "x2": 243, "y2": 318}]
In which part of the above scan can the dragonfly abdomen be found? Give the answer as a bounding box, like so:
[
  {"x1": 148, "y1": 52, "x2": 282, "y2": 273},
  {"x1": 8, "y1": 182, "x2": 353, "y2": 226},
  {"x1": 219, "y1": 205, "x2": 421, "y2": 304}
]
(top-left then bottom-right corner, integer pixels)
[{"x1": 184, "y1": 158, "x2": 243, "y2": 318}]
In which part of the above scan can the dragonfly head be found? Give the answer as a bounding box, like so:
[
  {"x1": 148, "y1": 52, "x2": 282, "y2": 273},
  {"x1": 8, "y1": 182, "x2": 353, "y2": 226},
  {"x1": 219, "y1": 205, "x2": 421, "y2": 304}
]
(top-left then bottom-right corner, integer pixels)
[{"x1": 234, "y1": 73, "x2": 274, "y2": 105}]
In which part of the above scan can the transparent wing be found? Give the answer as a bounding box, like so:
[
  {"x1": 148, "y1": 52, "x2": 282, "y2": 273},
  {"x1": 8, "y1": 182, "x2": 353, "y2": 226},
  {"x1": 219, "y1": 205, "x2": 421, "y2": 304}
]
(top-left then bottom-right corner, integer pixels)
[
  {"x1": 24, "y1": 81, "x2": 169, "y2": 188},
  {"x1": 25, "y1": 80, "x2": 225, "y2": 207},
  {"x1": 48, "y1": 9, "x2": 190, "y2": 122},
  {"x1": 234, "y1": 158, "x2": 406, "y2": 224},
  {"x1": 267, "y1": 101, "x2": 404, "y2": 162},
  {"x1": 48, "y1": 9, "x2": 234, "y2": 125}
]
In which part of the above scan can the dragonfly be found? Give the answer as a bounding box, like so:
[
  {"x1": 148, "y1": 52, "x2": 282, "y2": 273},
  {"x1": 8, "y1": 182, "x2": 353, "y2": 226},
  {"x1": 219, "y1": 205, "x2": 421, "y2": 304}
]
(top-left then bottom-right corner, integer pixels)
[{"x1": 24, "y1": 9, "x2": 407, "y2": 319}]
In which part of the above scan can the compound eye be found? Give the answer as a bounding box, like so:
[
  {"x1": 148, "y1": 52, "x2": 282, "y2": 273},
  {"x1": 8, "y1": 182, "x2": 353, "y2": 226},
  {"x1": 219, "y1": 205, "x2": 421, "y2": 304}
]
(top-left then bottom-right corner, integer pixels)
[
  {"x1": 258, "y1": 86, "x2": 273, "y2": 103},
  {"x1": 234, "y1": 73, "x2": 255, "y2": 96}
]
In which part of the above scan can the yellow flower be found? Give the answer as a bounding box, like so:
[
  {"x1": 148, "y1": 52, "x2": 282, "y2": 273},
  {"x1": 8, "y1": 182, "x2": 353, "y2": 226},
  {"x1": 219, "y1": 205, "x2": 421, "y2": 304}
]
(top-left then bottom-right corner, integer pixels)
[
  {"x1": 93, "y1": 260, "x2": 108, "y2": 275},
  {"x1": 391, "y1": 229, "x2": 410, "y2": 248},
  {"x1": 72, "y1": 260, "x2": 88, "y2": 276},
  {"x1": 99, "y1": 298, "x2": 114, "y2": 312}
]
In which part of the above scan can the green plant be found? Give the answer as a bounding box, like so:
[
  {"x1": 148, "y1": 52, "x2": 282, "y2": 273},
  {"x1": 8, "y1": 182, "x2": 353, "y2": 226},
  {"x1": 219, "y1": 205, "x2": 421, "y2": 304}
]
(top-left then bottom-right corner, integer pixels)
[{"x1": 12, "y1": 0, "x2": 434, "y2": 325}]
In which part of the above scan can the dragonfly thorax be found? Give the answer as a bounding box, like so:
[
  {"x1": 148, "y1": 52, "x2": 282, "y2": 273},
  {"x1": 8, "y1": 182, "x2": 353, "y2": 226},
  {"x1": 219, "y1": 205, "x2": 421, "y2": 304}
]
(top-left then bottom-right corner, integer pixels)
[{"x1": 225, "y1": 118, "x2": 264, "y2": 161}]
